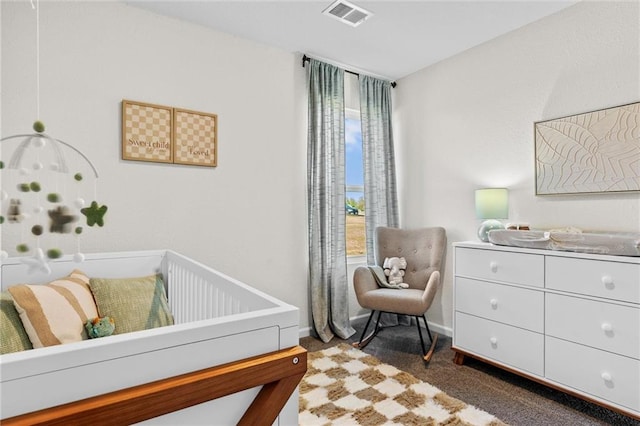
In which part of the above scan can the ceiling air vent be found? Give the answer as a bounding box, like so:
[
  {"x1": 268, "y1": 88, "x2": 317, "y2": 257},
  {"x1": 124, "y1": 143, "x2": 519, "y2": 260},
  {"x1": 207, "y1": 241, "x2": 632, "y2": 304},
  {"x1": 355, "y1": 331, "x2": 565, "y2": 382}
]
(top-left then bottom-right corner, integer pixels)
[{"x1": 322, "y1": 0, "x2": 373, "y2": 28}]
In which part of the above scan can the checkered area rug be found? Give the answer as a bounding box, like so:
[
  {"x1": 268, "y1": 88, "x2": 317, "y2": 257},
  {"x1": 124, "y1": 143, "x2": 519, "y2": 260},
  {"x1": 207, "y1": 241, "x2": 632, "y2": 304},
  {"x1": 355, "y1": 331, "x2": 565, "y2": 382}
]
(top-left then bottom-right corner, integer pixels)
[{"x1": 299, "y1": 344, "x2": 506, "y2": 425}]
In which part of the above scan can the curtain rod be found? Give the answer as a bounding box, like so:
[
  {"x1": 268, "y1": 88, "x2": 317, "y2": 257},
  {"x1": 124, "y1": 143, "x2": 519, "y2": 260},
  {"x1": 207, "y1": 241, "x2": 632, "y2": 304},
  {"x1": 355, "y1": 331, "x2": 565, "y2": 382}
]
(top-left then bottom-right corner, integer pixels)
[{"x1": 302, "y1": 55, "x2": 397, "y2": 88}]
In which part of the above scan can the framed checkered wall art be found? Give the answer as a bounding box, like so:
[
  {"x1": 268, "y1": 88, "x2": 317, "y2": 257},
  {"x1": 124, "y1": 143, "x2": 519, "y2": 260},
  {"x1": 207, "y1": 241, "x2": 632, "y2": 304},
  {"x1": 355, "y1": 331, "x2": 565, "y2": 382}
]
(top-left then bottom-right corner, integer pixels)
[
  {"x1": 121, "y1": 100, "x2": 218, "y2": 167},
  {"x1": 122, "y1": 100, "x2": 174, "y2": 164},
  {"x1": 173, "y1": 108, "x2": 217, "y2": 167}
]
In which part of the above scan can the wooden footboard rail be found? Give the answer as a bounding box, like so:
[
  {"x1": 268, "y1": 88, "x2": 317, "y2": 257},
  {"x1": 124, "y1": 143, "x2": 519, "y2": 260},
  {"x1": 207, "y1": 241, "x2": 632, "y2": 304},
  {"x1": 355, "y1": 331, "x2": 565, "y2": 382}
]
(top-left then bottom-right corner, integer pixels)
[{"x1": 3, "y1": 345, "x2": 307, "y2": 426}]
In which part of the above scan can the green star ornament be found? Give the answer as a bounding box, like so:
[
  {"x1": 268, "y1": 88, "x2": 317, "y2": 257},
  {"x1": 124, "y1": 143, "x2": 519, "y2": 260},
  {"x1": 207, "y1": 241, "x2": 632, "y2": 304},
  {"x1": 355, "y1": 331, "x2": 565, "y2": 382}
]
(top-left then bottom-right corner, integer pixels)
[{"x1": 81, "y1": 201, "x2": 108, "y2": 227}]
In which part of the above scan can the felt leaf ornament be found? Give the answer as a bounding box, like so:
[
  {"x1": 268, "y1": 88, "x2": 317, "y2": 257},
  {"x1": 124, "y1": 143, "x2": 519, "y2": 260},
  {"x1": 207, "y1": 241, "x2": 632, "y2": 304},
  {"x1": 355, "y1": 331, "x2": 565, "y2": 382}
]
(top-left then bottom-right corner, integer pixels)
[{"x1": 81, "y1": 201, "x2": 107, "y2": 227}]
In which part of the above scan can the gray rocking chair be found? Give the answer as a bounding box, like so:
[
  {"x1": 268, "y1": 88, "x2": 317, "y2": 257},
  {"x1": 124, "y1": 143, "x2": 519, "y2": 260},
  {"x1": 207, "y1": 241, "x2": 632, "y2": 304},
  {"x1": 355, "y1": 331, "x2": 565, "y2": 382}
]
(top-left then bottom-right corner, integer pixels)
[{"x1": 353, "y1": 226, "x2": 447, "y2": 362}]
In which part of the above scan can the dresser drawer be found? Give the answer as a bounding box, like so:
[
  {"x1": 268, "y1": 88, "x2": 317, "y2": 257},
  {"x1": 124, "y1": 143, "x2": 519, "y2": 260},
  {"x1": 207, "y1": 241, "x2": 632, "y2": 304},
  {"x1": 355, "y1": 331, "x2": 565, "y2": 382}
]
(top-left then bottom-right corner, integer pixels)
[
  {"x1": 546, "y1": 293, "x2": 640, "y2": 360},
  {"x1": 454, "y1": 312, "x2": 544, "y2": 376},
  {"x1": 455, "y1": 277, "x2": 543, "y2": 332},
  {"x1": 455, "y1": 247, "x2": 544, "y2": 288},
  {"x1": 546, "y1": 336, "x2": 640, "y2": 412},
  {"x1": 546, "y1": 256, "x2": 640, "y2": 304}
]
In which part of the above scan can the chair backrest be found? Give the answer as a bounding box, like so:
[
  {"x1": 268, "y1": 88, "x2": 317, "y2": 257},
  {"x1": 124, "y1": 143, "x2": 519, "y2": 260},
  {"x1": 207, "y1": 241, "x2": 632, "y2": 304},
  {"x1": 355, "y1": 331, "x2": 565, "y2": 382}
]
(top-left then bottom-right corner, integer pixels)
[{"x1": 375, "y1": 226, "x2": 447, "y2": 290}]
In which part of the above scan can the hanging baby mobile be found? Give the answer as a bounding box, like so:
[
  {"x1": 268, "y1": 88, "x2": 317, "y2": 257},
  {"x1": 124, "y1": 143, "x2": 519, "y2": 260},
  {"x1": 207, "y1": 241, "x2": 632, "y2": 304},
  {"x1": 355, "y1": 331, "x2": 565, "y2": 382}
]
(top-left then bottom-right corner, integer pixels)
[
  {"x1": 0, "y1": 121, "x2": 108, "y2": 274},
  {"x1": 1, "y1": 0, "x2": 108, "y2": 274}
]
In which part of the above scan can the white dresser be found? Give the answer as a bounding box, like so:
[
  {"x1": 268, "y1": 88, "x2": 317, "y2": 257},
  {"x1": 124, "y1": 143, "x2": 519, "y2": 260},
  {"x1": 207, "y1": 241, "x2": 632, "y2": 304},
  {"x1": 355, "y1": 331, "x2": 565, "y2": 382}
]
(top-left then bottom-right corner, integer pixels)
[{"x1": 452, "y1": 241, "x2": 640, "y2": 420}]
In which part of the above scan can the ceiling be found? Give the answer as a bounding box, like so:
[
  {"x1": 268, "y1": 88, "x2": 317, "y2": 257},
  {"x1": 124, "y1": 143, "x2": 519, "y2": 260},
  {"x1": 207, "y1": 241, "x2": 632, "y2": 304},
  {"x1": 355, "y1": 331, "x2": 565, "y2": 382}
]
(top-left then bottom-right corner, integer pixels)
[{"x1": 126, "y1": 0, "x2": 579, "y2": 81}]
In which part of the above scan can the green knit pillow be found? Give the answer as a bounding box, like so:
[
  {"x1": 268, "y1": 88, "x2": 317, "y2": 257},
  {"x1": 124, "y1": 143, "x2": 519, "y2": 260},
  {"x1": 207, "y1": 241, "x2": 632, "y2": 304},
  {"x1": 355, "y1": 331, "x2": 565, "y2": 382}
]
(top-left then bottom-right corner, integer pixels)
[
  {"x1": 88, "y1": 274, "x2": 174, "y2": 335},
  {"x1": 1, "y1": 291, "x2": 33, "y2": 354}
]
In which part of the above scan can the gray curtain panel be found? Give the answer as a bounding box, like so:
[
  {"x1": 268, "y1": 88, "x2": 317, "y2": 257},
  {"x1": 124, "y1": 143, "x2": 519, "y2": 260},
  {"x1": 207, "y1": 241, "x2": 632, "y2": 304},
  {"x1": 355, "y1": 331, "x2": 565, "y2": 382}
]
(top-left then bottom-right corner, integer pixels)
[
  {"x1": 359, "y1": 75, "x2": 405, "y2": 328},
  {"x1": 306, "y1": 58, "x2": 356, "y2": 343},
  {"x1": 359, "y1": 75, "x2": 399, "y2": 266}
]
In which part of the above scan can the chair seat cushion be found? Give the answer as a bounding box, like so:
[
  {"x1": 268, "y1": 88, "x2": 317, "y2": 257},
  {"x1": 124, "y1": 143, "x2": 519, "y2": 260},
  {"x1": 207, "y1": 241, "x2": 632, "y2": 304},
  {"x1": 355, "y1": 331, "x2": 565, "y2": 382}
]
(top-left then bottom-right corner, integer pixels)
[{"x1": 358, "y1": 288, "x2": 428, "y2": 316}]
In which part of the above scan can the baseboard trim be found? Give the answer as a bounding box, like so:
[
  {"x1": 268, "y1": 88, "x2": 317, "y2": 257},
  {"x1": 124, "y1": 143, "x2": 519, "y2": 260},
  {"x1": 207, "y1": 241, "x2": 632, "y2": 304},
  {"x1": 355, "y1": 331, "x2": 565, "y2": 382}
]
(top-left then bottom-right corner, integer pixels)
[
  {"x1": 298, "y1": 313, "x2": 452, "y2": 339},
  {"x1": 299, "y1": 326, "x2": 312, "y2": 339}
]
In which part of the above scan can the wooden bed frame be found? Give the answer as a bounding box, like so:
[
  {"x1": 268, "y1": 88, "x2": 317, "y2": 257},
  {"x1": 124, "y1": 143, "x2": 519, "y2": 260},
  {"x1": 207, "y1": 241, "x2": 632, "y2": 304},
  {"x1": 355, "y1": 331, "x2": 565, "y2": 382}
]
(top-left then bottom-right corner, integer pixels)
[{"x1": 3, "y1": 345, "x2": 307, "y2": 425}]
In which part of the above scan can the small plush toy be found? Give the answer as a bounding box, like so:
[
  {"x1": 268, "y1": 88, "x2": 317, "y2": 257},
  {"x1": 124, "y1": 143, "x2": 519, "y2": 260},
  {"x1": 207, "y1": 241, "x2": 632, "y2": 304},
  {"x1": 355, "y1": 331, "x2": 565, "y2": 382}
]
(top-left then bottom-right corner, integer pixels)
[
  {"x1": 382, "y1": 257, "x2": 409, "y2": 289},
  {"x1": 85, "y1": 316, "x2": 115, "y2": 339}
]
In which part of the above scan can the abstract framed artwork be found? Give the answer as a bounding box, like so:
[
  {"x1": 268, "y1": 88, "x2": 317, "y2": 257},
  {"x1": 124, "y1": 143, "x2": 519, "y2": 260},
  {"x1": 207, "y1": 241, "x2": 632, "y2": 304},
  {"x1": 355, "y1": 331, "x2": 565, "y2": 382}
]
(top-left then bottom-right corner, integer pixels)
[
  {"x1": 122, "y1": 100, "x2": 173, "y2": 164},
  {"x1": 534, "y1": 102, "x2": 640, "y2": 195}
]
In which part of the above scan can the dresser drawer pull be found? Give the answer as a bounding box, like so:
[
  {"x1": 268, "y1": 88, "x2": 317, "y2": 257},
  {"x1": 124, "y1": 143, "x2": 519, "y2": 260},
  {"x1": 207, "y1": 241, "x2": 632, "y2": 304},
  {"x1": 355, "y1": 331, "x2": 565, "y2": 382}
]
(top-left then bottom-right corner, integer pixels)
[
  {"x1": 490, "y1": 261, "x2": 498, "y2": 273},
  {"x1": 490, "y1": 298, "x2": 498, "y2": 309},
  {"x1": 601, "y1": 372, "x2": 612, "y2": 382},
  {"x1": 601, "y1": 275, "x2": 614, "y2": 288},
  {"x1": 601, "y1": 322, "x2": 613, "y2": 333},
  {"x1": 489, "y1": 337, "x2": 498, "y2": 346}
]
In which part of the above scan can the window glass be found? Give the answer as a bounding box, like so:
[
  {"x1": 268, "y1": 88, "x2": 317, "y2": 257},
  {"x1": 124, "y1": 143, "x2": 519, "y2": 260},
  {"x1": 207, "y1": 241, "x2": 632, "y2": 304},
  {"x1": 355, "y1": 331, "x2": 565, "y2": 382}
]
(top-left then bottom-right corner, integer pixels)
[{"x1": 345, "y1": 109, "x2": 365, "y2": 256}]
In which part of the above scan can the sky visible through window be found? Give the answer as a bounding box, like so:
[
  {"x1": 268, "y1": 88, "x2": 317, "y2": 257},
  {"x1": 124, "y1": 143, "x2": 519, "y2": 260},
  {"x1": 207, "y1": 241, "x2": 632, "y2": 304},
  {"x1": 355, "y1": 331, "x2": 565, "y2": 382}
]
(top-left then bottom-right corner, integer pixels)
[
  {"x1": 345, "y1": 115, "x2": 366, "y2": 256},
  {"x1": 346, "y1": 116, "x2": 363, "y2": 196}
]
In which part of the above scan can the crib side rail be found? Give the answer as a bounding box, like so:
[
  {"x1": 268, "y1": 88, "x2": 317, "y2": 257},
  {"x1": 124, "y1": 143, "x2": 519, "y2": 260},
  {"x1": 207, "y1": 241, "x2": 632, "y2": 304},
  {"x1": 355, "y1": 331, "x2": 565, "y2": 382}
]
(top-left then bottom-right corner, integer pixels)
[
  {"x1": 164, "y1": 251, "x2": 283, "y2": 324},
  {"x1": 1, "y1": 250, "x2": 167, "y2": 289}
]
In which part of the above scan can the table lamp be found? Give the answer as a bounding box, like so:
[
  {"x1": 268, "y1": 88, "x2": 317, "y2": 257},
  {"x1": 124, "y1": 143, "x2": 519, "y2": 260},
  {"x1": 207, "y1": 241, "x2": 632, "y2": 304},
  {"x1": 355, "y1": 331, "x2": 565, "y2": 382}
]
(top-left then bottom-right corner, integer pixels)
[{"x1": 475, "y1": 188, "x2": 508, "y2": 242}]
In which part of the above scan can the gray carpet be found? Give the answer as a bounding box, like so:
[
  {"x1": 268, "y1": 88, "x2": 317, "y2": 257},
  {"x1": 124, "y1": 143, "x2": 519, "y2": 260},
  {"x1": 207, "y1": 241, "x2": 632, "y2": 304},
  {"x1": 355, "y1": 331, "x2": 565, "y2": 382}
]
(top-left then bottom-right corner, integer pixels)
[{"x1": 300, "y1": 320, "x2": 639, "y2": 426}]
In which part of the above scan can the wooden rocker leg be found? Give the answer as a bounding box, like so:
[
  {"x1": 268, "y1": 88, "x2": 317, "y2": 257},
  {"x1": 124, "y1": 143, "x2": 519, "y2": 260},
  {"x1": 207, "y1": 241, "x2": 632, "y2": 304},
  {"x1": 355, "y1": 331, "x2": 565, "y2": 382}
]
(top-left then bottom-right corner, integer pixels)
[
  {"x1": 352, "y1": 310, "x2": 382, "y2": 349},
  {"x1": 418, "y1": 315, "x2": 438, "y2": 362}
]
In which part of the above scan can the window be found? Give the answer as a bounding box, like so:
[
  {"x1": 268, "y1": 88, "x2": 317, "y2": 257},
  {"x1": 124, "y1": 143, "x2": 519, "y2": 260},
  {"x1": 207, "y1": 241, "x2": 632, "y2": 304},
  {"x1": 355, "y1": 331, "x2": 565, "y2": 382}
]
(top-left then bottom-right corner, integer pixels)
[{"x1": 345, "y1": 108, "x2": 365, "y2": 256}]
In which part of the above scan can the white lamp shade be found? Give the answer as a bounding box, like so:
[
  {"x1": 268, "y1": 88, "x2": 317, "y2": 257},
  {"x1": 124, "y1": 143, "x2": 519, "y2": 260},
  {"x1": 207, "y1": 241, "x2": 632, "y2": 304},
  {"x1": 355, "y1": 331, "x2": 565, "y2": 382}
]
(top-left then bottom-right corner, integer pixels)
[{"x1": 475, "y1": 188, "x2": 508, "y2": 219}]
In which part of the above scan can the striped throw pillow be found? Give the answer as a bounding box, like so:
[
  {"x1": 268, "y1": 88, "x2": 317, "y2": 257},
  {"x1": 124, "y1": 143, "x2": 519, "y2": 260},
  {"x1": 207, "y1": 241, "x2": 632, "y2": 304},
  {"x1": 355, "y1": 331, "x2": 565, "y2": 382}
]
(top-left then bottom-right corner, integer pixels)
[{"x1": 8, "y1": 270, "x2": 99, "y2": 348}]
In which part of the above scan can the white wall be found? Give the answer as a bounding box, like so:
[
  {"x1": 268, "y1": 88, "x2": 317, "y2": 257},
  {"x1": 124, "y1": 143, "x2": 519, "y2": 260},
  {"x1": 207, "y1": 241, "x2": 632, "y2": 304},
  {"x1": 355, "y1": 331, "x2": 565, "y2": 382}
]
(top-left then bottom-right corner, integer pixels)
[
  {"x1": 3, "y1": 1, "x2": 639, "y2": 341},
  {"x1": 1, "y1": 2, "x2": 310, "y2": 327},
  {"x1": 394, "y1": 1, "x2": 640, "y2": 332}
]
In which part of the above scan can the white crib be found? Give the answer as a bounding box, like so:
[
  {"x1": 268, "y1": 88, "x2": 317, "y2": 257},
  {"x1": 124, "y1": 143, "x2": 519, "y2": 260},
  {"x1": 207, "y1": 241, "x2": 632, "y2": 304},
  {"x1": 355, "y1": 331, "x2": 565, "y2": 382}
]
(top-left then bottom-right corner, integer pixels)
[{"x1": 0, "y1": 250, "x2": 304, "y2": 425}]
